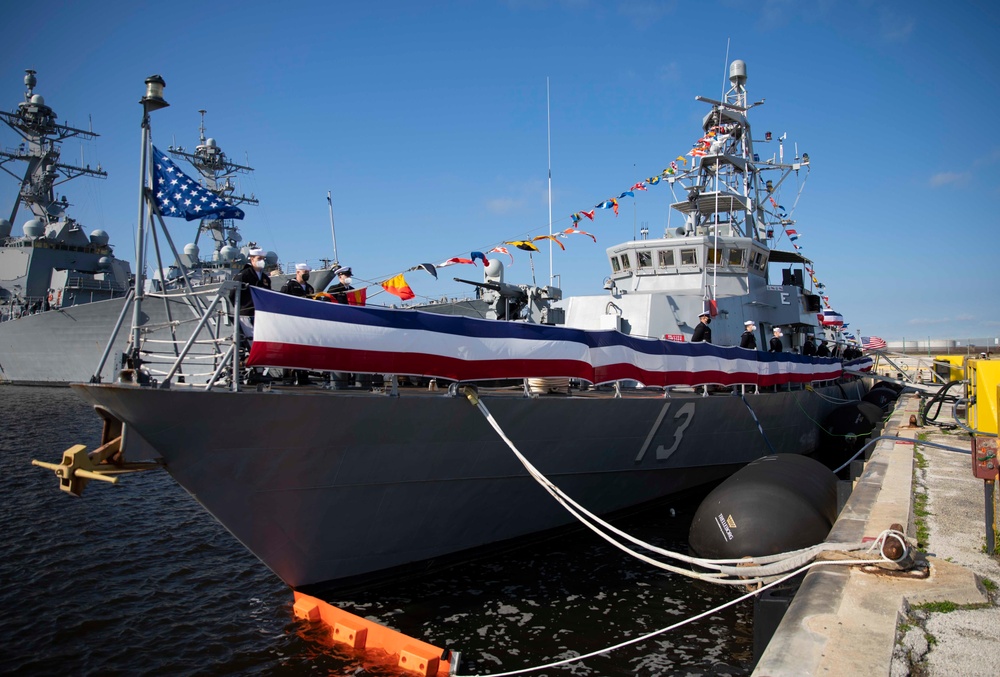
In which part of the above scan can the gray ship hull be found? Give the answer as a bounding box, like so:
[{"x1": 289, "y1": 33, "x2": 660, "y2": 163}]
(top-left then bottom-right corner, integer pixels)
[
  {"x1": 0, "y1": 288, "x2": 227, "y2": 385},
  {"x1": 72, "y1": 379, "x2": 865, "y2": 589}
]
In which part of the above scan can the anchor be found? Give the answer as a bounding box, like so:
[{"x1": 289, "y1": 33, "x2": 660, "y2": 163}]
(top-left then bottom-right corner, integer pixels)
[{"x1": 32, "y1": 433, "x2": 160, "y2": 497}]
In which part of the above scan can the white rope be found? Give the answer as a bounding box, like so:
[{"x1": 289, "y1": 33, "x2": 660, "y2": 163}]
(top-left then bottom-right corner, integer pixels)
[
  {"x1": 804, "y1": 384, "x2": 860, "y2": 404},
  {"x1": 453, "y1": 554, "x2": 885, "y2": 677},
  {"x1": 466, "y1": 390, "x2": 900, "y2": 582}
]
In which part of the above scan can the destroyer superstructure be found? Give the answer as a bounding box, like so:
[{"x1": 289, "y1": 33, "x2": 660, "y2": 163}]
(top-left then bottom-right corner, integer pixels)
[
  {"x1": 0, "y1": 70, "x2": 131, "y2": 321},
  {"x1": 0, "y1": 72, "x2": 276, "y2": 384}
]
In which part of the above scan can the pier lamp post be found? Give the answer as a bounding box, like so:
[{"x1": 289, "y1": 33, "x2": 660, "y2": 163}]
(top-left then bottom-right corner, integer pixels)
[{"x1": 129, "y1": 75, "x2": 170, "y2": 374}]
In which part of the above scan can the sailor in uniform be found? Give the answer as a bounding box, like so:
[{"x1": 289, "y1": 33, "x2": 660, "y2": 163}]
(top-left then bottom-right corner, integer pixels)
[
  {"x1": 803, "y1": 334, "x2": 817, "y2": 356},
  {"x1": 280, "y1": 263, "x2": 315, "y2": 385},
  {"x1": 691, "y1": 310, "x2": 712, "y2": 343},
  {"x1": 816, "y1": 340, "x2": 830, "y2": 357},
  {"x1": 326, "y1": 265, "x2": 354, "y2": 305},
  {"x1": 280, "y1": 263, "x2": 315, "y2": 297},
  {"x1": 740, "y1": 320, "x2": 757, "y2": 349},
  {"x1": 769, "y1": 327, "x2": 784, "y2": 353},
  {"x1": 231, "y1": 247, "x2": 271, "y2": 320}
]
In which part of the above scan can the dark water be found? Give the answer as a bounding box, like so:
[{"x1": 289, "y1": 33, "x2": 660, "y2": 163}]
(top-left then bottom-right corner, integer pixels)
[{"x1": 1, "y1": 387, "x2": 752, "y2": 676}]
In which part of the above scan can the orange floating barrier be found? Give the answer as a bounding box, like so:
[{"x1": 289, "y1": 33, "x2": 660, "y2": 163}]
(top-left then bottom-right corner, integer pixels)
[{"x1": 292, "y1": 591, "x2": 452, "y2": 676}]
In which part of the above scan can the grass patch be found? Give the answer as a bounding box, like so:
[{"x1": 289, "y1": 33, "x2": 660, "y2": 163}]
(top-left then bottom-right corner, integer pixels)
[
  {"x1": 982, "y1": 577, "x2": 998, "y2": 592},
  {"x1": 913, "y1": 601, "x2": 959, "y2": 614},
  {"x1": 912, "y1": 447, "x2": 931, "y2": 548}
]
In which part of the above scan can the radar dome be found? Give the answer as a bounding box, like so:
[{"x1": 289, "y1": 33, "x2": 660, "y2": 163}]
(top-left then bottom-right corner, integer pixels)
[
  {"x1": 89, "y1": 229, "x2": 110, "y2": 246},
  {"x1": 206, "y1": 138, "x2": 217, "y2": 147},
  {"x1": 97, "y1": 256, "x2": 112, "y2": 270},
  {"x1": 219, "y1": 245, "x2": 238, "y2": 261},
  {"x1": 484, "y1": 258, "x2": 504, "y2": 283},
  {"x1": 729, "y1": 60, "x2": 747, "y2": 86},
  {"x1": 265, "y1": 251, "x2": 278, "y2": 266},
  {"x1": 30, "y1": 94, "x2": 45, "y2": 105},
  {"x1": 0, "y1": 218, "x2": 11, "y2": 239},
  {"x1": 23, "y1": 219, "x2": 44, "y2": 239},
  {"x1": 183, "y1": 243, "x2": 200, "y2": 261}
]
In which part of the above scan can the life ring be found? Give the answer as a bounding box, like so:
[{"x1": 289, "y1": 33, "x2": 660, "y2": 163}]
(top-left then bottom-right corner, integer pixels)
[{"x1": 309, "y1": 292, "x2": 335, "y2": 302}]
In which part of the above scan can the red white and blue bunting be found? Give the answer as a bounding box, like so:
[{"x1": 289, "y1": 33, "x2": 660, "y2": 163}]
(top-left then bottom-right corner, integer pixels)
[{"x1": 248, "y1": 289, "x2": 867, "y2": 386}]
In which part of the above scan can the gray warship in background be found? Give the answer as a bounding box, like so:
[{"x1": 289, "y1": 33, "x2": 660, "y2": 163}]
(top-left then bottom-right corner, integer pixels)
[{"x1": 0, "y1": 71, "x2": 328, "y2": 385}]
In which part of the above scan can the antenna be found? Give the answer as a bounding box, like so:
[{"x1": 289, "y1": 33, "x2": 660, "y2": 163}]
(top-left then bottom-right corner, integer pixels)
[
  {"x1": 721, "y1": 38, "x2": 731, "y2": 102},
  {"x1": 546, "y1": 77, "x2": 553, "y2": 287},
  {"x1": 326, "y1": 191, "x2": 339, "y2": 265}
]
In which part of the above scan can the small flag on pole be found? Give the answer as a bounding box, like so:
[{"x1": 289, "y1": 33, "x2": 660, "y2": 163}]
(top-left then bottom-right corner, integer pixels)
[{"x1": 861, "y1": 336, "x2": 887, "y2": 350}]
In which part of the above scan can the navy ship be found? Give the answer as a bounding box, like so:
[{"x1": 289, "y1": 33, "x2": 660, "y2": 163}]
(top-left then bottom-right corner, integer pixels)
[{"x1": 45, "y1": 62, "x2": 871, "y2": 592}]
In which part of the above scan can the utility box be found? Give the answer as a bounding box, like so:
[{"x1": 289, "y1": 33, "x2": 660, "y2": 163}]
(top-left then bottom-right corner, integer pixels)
[
  {"x1": 934, "y1": 355, "x2": 965, "y2": 384},
  {"x1": 968, "y1": 361, "x2": 1000, "y2": 436},
  {"x1": 972, "y1": 436, "x2": 999, "y2": 481}
]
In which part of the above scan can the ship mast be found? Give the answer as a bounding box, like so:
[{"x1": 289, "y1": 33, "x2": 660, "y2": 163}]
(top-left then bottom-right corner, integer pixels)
[
  {"x1": 167, "y1": 110, "x2": 258, "y2": 257},
  {"x1": 0, "y1": 69, "x2": 107, "y2": 227}
]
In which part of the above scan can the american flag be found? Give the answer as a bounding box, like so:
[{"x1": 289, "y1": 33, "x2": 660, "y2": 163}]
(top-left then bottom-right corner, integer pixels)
[
  {"x1": 151, "y1": 146, "x2": 245, "y2": 221},
  {"x1": 862, "y1": 336, "x2": 888, "y2": 350}
]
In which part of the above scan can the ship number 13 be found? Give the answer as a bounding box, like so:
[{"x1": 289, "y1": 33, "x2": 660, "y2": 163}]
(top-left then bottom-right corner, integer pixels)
[{"x1": 635, "y1": 402, "x2": 696, "y2": 462}]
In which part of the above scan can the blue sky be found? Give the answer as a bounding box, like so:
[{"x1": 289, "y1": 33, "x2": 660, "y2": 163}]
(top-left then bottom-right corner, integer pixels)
[{"x1": 2, "y1": 0, "x2": 997, "y2": 342}]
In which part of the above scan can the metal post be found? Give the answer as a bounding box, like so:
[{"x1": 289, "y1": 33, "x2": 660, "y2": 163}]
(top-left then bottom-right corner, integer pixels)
[
  {"x1": 232, "y1": 284, "x2": 241, "y2": 392},
  {"x1": 129, "y1": 76, "x2": 169, "y2": 372},
  {"x1": 130, "y1": 117, "x2": 150, "y2": 366},
  {"x1": 987, "y1": 480, "x2": 996, "y2": 555},
  {"x1": 90, "y1": 288, "x2": 135, "y2": 383}
]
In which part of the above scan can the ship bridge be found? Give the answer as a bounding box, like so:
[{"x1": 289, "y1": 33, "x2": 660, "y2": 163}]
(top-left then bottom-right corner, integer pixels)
[{"x1": 606, "y1": 234, "x2": 767, "y2": 298}]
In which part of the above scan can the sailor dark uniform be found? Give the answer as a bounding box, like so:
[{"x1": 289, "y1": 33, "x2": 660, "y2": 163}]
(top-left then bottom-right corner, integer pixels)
[
  {"x1": 802, "y1": 339, "x2": 817, "y2": 356},
  {"x1": 231, "y1": 263, "x2": 271, "y2": 316},
  {"x1": 816, "y1": 343, "x2": 830, "y2": 357},
  {"x1": 691, "y1": 322, "x2": 711, "y2": 343},
  {"x1": 740, "y1": 331, "x2": 757, "y2": 349},
  {"x1": 279, "y1": 279, "x2": 314, "y2": 297},
  {"x1": 769, "y1": 336, "x2": 783, "y2": 353},
  {"x1": 326, "y1": 281, "x2": 354, "y2": 305}
]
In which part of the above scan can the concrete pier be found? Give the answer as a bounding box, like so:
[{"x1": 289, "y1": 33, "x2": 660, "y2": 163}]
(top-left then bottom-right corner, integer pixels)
[{"x1": 753, "y1": 393, "x2": 1000, "y2": 676}]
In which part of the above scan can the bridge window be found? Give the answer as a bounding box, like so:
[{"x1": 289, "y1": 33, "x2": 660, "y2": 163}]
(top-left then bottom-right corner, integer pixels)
[
  {"x1": 680, "y1": 248, "x2": 698, "y2": 266},
  {"x1": 637, "y1": 250, "x2": 652, "y2": 268},
  {"x1": 707, "y1": 248, "x2": 723, "y2": 265},
  {"x1": 611, "y1": 256, "x2": 621, "y2": 273},
  {"x1": 620, "y1": 253, "x2": 632, "y2": 270},
  {"x1": 657, "y1": 249, "x2": 675, "y2": 268},
  {"x1": 728, "y1": 248, "x2": 746, "y2": 267}
]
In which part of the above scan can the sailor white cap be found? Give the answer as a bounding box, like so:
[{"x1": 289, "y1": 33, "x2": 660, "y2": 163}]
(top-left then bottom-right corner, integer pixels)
[
  {"x1": 698, "y1": 310, "x2": 710, "y2": 318},
  {"x1": 333, "y1": 266, "x2": 352, "y2": 277},
  {"x1": 744, "y1": 320, "x2": 754, "y2": 326},
  {"x1": 295, "y1": 263, "x2": 311, "y2": 272},
  {"x1": 247, "y1": 247, "x2": 265, "y2": 257}
]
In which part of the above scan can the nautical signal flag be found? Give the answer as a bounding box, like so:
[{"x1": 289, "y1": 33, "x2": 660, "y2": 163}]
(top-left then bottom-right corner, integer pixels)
[
  {"x1": 488, "y1": 246, "x2": 514, "y2": 265},
  {"x1": 409, "y1": 263, "x2": 438, "y2": 279},
  {"x1": 861, "y1": 336, "x2": 887, "y2": 350},
  {"x1": 532, "y1": 235, "x2": 564, "y2": 250},
  {"x1": 505, "y1": 240, "x2": 539, "y2": 252},
  {"x1": 344, "y1": 288, "x2": 367, "y2": 306},
  {"x1": 560, "y1": 227, "x2": 597, "y2": 242},
  {"x1": 437, "y1": 257, "x2": 475, "y2": 268},
  {"x1": 380, "y1": 274, "x2": 414, "y2": 300},
  {"x1": 151, "y1": 147, "x2": 245, "y2": 221}
]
